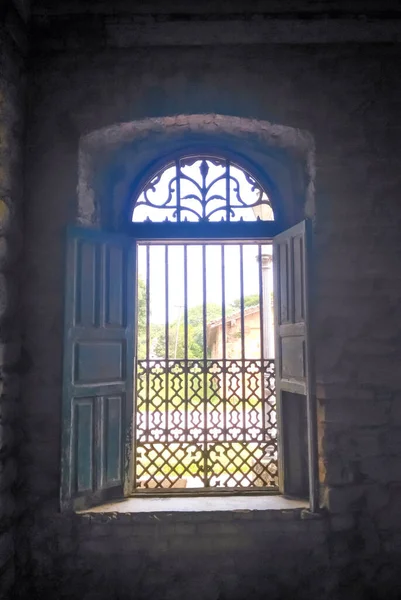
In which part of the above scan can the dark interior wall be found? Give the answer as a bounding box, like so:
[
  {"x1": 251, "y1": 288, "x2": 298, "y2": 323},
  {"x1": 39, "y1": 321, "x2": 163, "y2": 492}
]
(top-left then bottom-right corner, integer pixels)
[
  {"x1": 19, "y1": 5, "x2": 401, "y2": 597},
  {"x1": 0, "y1": 1, "x2": 28, "y2": 597},
  {"x1": 30, "y1": 0, "x2": 401, "y2": 14}
]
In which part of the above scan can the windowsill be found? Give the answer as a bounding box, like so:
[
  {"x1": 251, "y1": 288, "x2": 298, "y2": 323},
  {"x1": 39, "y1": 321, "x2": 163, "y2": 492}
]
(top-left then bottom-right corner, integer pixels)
[{"x1": 79, "y1": 494, "x2": 308, "y2": 514}]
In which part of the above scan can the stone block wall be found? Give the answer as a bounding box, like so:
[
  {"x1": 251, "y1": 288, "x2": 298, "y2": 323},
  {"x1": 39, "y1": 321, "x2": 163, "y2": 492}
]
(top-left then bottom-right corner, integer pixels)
[
  {"x1": 0, "y1": 1, "x2": 28, "y2": 597},
  {"x1": 26, "y1": 505, "x2": 401, "y2": 600},
  {"x1": 25, "y1": 508, "x2": 354, "y2": 600},
  {"x1": 16, "y1": 4, "x2": 401, "y2": 599}
]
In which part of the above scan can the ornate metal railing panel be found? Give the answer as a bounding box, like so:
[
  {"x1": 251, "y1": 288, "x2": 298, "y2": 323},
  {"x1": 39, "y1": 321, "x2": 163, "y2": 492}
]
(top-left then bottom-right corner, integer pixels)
[
  {"x1": 134, "y1": 358, "x2": 278, "y2": 490},
  {"x1": 132, "y1": 156, "x2": 274, "y2": 223},
  {"x1": 133, "y1": 238, "x2": 276, "y2": 493}
]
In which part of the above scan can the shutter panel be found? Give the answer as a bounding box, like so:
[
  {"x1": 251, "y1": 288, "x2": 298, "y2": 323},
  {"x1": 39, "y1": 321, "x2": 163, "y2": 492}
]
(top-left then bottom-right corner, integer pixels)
[
  {"x1": 273, "y1": 220, "x2": 318, "y2": 508},
  {"x1": 61, "y1": 227, "x2": 135, "y2": 511}
]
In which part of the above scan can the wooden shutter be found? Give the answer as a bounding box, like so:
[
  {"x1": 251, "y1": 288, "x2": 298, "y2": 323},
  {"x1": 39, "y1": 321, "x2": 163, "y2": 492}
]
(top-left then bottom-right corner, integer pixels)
[
  {"x1": 61, "y1": 227, "x2": 135, "y2": 511},
  {"x1": 273, "y1": 220, "x2": 318, "y2": 508}
]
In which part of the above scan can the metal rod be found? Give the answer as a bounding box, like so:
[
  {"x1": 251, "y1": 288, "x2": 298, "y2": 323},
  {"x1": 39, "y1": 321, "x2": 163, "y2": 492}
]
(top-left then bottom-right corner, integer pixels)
[
  {"x1": 176, "y1": 159, "x2": 181, "y2": 222},
  {"x1": 173, "y1": 307, "x2": 183, "y2": 359},
  {"x1": 201, "y1": 162, "x2": 207, "y2": 221},
  {"x1": 226, "y1": 160, "x2": 230, "y2": 221},
  {"x1": 221, "y1": 244, "x2": 227, "y2": 443},
  {"x1": 202, "y1": 244, "x2": 208, "y2": 486},
  {"x1": 145, "y1": 244, "x2": 150, "y2": 437},
  {"x1": 133, "y1": 240, "x2": 279, "y2": 493},
  {"x1": 184, "y1": 245, "x2": 189, "y2": 440},
  {"x1": 239, "y1": 244, "x2": 246, "y2": 443},
  {"x1": 257, "y1": 244, "x2": 267, "y2": 437},
  {"x1": 165, "y1": 244, "x2": 169, "y2": 443}
]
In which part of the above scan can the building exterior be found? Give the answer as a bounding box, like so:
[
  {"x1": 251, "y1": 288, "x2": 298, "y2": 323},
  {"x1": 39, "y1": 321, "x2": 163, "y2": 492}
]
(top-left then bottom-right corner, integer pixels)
[{"x1": 208, "y1": 305, "x2": 263, "y2": 360}]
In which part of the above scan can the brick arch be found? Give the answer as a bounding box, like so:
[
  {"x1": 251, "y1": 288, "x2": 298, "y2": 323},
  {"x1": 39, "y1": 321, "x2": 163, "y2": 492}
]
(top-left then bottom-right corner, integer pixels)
[{"x1": 77, "y1": 114, "x2": 315, "y2": 229}]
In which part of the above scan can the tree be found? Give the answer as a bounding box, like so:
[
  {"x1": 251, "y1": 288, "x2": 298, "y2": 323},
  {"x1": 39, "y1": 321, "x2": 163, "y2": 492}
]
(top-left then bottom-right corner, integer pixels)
[
  {"x1": 228, "y1": 293, "x2": 259, "y2": 313},
  {"x1": 136, "y1": 278, "x2": 147, "y2": 359},
  {"x1": 153, "y1": 303, "x2": 221, "y2": 359},
  {"x1": 144, "y1": 296, "x2": 261, "y2": 360}
]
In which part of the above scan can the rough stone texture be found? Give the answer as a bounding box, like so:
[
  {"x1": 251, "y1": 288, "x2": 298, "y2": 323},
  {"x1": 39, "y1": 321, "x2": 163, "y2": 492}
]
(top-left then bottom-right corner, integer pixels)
[
  {"x1": 26, "y1": 510, "x2": 336, "y2": 600},
  {"x1": 30, "y1": 1, "x2": 401, "y2": 46},
  {"x1": 8, "y1": 2, "x2": 401, "y2": 599},
  {"x1": 78, "y1": 114, "x2": 314, "y2": 229},
  {"x1": 30, "y1": 1, "x2": 401, "y2": 15},
  {"x1": 0, "y1": 1, "x2": 27, "y2": 597}
]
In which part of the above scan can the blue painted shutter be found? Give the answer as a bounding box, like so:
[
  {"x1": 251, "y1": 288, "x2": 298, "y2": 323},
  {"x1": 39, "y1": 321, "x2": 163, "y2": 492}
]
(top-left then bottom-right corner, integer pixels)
[
  {"x1": 273, "y1": 220, "x2": 318, "y2": 506},
  {"x1": 61, "y1": 227, "x2": 135, "y2": 511}
]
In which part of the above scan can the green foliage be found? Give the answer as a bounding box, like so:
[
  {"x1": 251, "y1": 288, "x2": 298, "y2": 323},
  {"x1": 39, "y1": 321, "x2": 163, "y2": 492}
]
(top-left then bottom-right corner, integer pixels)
[
  {"x1": 137, "y1": 286, "x2": 260, "y2": 360},
  {"x1": 228, "y1": 293, "x2": 259, "y2": 313},
  {"x1": 153, "y1": 303, "x2": 221, "y2": 359},
  {"x1": 136, "y1": 277, "x2": 147, "y2": 359}
]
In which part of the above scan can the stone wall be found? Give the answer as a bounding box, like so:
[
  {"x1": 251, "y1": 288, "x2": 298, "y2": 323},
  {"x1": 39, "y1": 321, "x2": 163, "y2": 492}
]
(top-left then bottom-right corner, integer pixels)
[
  {"x1": 17, "y1": 5, "x2": 401, "y2": 599},
  {"x1": 0, "y1": 1, "x2": 28, "y2": 597},
  {"x1": 30, "y1": 1, "x2": 401, "y2": 45},
  {"x1": 23, "y1": 508, "x2": 339, "y2": 600},
  {"x1": 77, "y1": 115, "x2": 312, "y2": 230}
]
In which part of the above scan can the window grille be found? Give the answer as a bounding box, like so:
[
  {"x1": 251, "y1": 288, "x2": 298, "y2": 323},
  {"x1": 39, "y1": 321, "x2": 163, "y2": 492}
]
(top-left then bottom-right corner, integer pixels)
[{"x1": 132, "y1": 157, "x2": 274, "y2": 224}]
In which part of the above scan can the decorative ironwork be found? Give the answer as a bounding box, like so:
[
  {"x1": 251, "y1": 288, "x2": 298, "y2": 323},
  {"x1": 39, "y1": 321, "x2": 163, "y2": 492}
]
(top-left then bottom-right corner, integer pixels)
[
  {"x1": 135, "y1": 358, "x2": 277, "y2": 490},
  {"x1": 132, "y1": 156, "x2": 274, "y2": 223},
  {"x1": 134, "y1": 233, "x2": 276, "y2": 493}
]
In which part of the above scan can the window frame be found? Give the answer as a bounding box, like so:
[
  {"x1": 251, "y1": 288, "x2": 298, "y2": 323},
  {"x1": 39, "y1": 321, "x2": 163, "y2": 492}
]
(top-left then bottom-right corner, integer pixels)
[
  {"x1": 125, "y1": 151, "x2": 318, "y2": 508},
  {"x1": 62, "y1": 148, "x2": 319, "y2": 513},
  {"x1": 121, "y1": 145, "x2": 288, "y2": 234}
]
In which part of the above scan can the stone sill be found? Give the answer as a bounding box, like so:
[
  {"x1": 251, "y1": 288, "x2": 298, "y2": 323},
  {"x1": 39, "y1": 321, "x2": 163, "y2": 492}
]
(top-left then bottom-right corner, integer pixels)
[{"x1": 78, "y1": 495, "x2": 309, "y2": 521}]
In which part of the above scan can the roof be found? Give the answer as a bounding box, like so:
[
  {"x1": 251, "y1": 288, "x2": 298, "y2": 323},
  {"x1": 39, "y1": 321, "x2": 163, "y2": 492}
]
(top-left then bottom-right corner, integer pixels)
[{"x1": 207, "y1": 304, "x2": 260, "y2": 329}]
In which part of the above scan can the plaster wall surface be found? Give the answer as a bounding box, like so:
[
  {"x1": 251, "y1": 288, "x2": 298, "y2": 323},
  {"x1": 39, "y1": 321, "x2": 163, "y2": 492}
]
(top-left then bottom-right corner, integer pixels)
[
  {"x1": 0, "y1": 1, "x2": 27, "y2": 596},
  {"x1": 30, "y1": 0, "x2": 401, "y2": 15},
  {"x1": 17, "y1": 8, "x2": 401, "y2": 599}
]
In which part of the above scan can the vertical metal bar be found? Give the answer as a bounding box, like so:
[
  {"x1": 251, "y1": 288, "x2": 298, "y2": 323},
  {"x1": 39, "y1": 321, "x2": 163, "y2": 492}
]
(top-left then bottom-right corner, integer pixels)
[
  {"x1": 239, "y1": 245, "x2": 246, "y2": 443},
  {"x1": 201, "y1": 162, "x2": 207, "y2": 221},
  {"x1": 202, "y1": 244, "x2": 208, "y2": 486},
  {"x1": 304, "y1": 219, "x2": 320, "y2": 513},
  {"x1": 221, "y1": 245, "x2": 227, "y2": 443},
  {"x1": 145, "y1": 245, "x2": 151, "y2": 439},
  {"x1": 176, "y1": 159, "x2": 181, "y2": 223},
  {"x1": 226, "y1": 160, "x2": 230, "y2": 221},
  {"x1": 257, "y1": 245, "x2": 267, "y2": 439},
  {"x1": 165, "y1": 245, "x2": 169, "y2": 445},
  {"x1": 183, "y1": 245, "x2": 189, "y2": 444}
]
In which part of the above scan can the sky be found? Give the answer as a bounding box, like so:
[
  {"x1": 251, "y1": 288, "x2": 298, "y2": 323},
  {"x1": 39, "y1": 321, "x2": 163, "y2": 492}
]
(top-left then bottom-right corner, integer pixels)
[
  {"x1": 137, "y1": 242, "x2": 272, "y2": 325},
  {"x1": 133, "y1": 159, "x2": 274, "y2": 325},
  {"x1": 132, "y1": 159, "x2": 274, "y2": 223}
]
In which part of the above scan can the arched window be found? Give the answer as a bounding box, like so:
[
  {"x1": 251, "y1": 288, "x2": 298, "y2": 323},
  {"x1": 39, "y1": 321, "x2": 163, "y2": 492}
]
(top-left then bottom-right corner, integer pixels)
[
  {"x1": 61, "y1": 149, "x2": 318, "y2": 514},
  {"x1": 132, "y1": 156, "x2": 274, "y2": 223}
]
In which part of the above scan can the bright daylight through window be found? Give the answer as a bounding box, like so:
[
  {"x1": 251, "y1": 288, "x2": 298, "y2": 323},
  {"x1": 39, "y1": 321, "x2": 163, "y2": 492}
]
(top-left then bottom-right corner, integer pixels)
[
  {"x1": 62, "y1": 152, "x2": 314, "y2": 512},
  {"x1": 131, "y1": 157, "x2": 278, "y2": 492}
]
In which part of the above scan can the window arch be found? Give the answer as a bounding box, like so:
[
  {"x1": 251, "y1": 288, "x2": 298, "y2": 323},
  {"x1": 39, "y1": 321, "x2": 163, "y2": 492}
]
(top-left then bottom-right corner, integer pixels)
[
  {"x1": 64, "y1": 120, "x2": 318, "y2": 512},
  {"x1": 77, "y1": 115, "x2": 315, "y2": 230},
  {"x1": 131, "y1": 155, "x2": 275, "y2": 224}
]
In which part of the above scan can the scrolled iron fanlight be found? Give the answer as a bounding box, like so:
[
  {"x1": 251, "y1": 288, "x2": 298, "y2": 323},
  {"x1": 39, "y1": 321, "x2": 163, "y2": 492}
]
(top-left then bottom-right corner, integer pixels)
[{"x1": 132, "y1": 156, "x2": 274, "y2": 223}]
